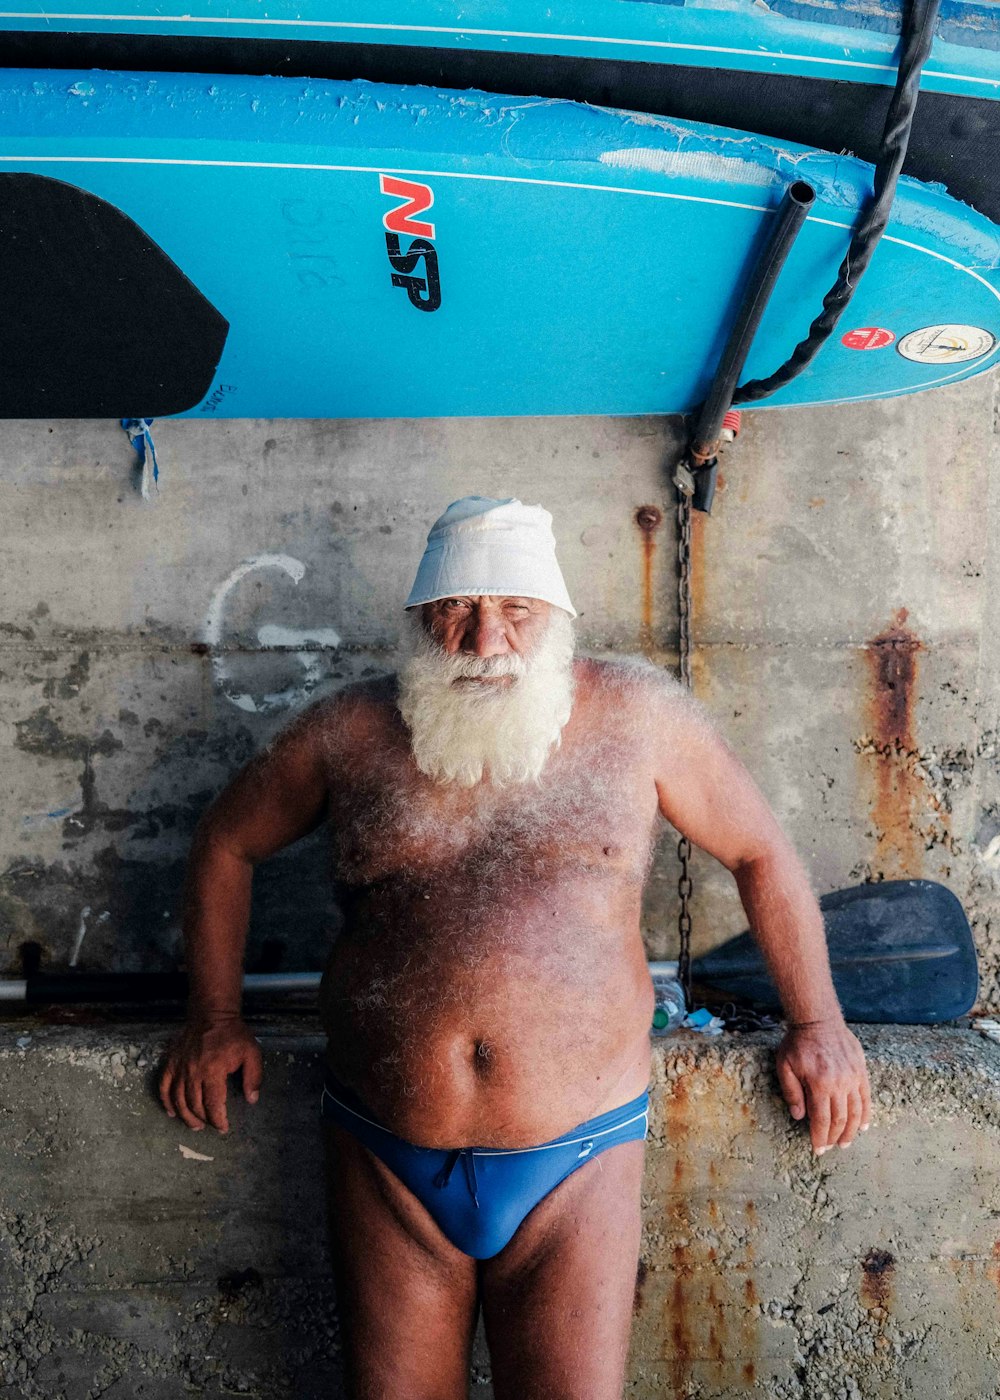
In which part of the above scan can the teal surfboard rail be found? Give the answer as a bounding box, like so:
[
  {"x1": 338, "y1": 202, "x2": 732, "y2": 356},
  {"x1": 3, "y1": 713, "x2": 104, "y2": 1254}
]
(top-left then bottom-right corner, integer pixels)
[
  {"x1": 2, "y1": 72, "x2": 998, "y2": 420},
  {"x1": 0, "y1": 1, "x2": 996, "y2": 97}
]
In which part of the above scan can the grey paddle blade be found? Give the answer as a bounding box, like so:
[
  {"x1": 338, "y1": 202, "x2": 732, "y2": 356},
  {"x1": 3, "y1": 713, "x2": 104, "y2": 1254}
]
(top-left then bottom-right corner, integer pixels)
[{"x1": 692, "y1": 879, "x2": 978, "y2": 1024}]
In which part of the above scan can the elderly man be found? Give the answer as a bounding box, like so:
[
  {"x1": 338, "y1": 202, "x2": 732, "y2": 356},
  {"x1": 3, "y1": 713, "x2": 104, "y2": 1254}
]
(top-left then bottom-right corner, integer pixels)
[{"x1": 160, "y1": 496, "x2": 870, "y2": 1399}]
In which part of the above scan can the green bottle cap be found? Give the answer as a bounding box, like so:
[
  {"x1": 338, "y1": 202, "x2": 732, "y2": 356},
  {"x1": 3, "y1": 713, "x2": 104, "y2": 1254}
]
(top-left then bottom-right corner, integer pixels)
[{"x1": 652, "y1": 1008, "x2": 669, "y2": 1030}]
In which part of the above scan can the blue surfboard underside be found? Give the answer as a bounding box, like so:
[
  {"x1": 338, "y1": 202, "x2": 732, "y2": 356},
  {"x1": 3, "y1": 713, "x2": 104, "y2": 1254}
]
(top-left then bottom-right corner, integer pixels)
[{"x1": 1, "y1": 72, "x2": 998, "y2": 420}]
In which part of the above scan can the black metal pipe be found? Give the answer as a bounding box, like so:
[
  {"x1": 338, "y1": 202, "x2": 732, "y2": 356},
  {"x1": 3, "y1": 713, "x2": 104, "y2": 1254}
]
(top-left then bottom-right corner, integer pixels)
[
  {"x1": 0, "y1": 972, "x2": 322, "y2": 1004},
  {"x1": 689, "y1": 179, "x2": 815, "y2": 465},
  {"x1": 733, "y1": 0, "x2": 942, "y2": 406}
]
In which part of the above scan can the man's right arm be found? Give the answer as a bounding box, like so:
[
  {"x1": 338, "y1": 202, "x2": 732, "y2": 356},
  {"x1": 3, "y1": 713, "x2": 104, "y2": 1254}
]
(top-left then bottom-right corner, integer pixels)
[
  {"x1": 158, "y1": 705, "x2": 332, "y2": 1134},
  {"x1": 647, "y1": 679, "x2": 870, "y2": 1154}
]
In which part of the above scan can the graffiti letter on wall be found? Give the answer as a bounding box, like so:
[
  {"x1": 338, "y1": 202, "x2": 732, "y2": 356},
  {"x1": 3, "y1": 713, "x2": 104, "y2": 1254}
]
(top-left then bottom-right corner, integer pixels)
[{"x1": 205, "y1": 554, "x2": 341, "y2": 714}]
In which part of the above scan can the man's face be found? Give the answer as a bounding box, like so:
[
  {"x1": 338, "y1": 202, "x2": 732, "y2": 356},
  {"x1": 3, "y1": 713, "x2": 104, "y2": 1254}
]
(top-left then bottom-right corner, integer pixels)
[
  {"x1": 398, "y1": 595, "x2": 574, "y2": 787},
  {"x1": 421, "y1": 596, "x2": 554, "y2": 690}
]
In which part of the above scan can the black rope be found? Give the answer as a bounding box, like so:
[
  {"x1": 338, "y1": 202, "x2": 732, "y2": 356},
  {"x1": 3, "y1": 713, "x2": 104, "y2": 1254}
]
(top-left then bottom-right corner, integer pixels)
[{"x1": 731, "y1": 0, "x2": 941, "y2": 406}]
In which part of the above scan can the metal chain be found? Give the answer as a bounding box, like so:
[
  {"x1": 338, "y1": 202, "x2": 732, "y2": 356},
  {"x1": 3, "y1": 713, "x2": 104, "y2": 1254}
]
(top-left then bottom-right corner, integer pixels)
[
  {"x1": 675, "y1": 471, "x2": 693, "y2": 689},
  {"x1": 673, "y1": 462, "x2": 696, "y2": 1002}
]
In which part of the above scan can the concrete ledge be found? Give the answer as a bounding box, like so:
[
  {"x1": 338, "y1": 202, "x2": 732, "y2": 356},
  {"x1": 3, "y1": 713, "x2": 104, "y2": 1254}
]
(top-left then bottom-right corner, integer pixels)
[
  {"x1": 1, "y1": 1023, "x2": 998, "y2": 1399},
  {"x1": 638, "y1": 1026, "x2": 1000, "y2": 1400}
]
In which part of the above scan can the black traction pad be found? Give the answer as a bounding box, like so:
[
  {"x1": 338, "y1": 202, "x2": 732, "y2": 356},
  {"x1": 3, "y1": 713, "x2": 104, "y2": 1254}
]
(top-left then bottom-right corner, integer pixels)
[{"x1": 1, "y1": 172, "x2": 229, "y2": 417}]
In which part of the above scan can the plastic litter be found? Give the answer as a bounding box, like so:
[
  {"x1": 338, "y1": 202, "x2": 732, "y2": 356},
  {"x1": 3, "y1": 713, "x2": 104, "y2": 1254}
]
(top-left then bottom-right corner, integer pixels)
[
  {"x1": 649, "y1": 963, "x2": 726, "y2": 1036},
  {"x1": 121, "y1": 417, "x2": 160, "y2": 500},
  {"x1": 649, "y1": 964, "x2": 686, "y2": 1036},
  {"x1": 972, "y1": 1017, "x2": 1000, "y2": 1044},
  {"x1": 683, "y1": 1008, "x2": 726, "y2": 1036}
]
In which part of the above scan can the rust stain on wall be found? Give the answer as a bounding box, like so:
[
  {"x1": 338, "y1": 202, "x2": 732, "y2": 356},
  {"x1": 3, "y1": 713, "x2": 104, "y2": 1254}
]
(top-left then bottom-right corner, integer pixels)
[
  {"x1": 706, "y1": 1260, "x2": 729, "y2": 1389},
  {"x1": 860, "y1": 1247, "x2": 896, "y2": 1311},
  {"x1": 650, "y1": 1065, "x2": 762, "y2": 1396},
  {"x1": 947, "y1": 1244, "x2": 1000, "y2": 1334},
  {"x1": 989, "y1": 1239, "x2": 1000, "y2": 1296},
  {"x1": 860, "y1": 609, "x2": 926, "y2": 876},
  {"x1": 868, "y1": 611, "x2": 919, "y2": 744},
  {"x1": 690, "y1": 509, "x2": 707, "y2": 663},
  {"x1": 635, "y1": 505, "x2": 662, "y2": 655},
  {"x1": 669, "y1": 1241, "x2": 694, "y2": 1396},
  {"x1": 740, "y1": 1202, "x2": 761, "y2": 1377},
  {"x1": 661, "y1": 1073, "x2": 694, "y2": 1397},
  {"x1": 634, "y1": 1255, "x2": 649, "y2": 1316}
]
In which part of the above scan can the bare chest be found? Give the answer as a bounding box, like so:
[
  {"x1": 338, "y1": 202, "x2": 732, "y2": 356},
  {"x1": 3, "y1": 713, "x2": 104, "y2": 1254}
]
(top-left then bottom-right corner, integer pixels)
[{"x1": 326, "y1": 732, "x2": 661, "y2": 888}]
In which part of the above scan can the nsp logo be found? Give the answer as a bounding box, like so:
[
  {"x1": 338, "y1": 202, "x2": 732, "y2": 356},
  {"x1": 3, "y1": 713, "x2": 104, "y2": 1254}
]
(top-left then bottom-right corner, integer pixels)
[{"x1": 379, "y1": 174, "x2": 441, "y2": 313}]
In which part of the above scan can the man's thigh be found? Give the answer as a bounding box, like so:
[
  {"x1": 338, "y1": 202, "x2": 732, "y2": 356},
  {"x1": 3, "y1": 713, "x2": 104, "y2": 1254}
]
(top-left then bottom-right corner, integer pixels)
[
  {"x1": 324, "y1": 1121, "x2": 479, "y2": 1400},
  {"x1": 479, "y1": 1138, "x2": 645, "y2": 1400}
]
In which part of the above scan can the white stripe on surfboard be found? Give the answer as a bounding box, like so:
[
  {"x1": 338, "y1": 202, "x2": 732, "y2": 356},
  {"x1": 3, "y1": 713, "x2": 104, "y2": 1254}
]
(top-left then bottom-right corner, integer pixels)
[
  {"x1": 0, "y1": 12, "x2": 996, "y2": 89},
  {"x1": 5, "y1": 151, "x2": 996, "y2": 306},
  {"x1": 0, "y1": 153, "x2": 776, "y2": 213},
  {"x1": 2, "y1": 151, "x2": 997, "y2": 395},
  {"x1": 806, "y1": 214, "x2": 1000, "y2": 308},
  {"x1": 4, "y1": 150, "x2": 998, "y2": 299}
]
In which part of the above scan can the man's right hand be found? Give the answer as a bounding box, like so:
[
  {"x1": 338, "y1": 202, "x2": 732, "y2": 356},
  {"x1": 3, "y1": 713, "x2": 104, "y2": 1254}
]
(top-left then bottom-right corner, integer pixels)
[{"x1": 158, "y1": 1017, "x2": 263, "y2": 1134}]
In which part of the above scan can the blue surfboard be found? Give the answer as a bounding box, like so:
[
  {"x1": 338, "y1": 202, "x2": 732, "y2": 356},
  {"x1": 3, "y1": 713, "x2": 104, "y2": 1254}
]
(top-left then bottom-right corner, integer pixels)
[
  {"x1": 2, "y1": 3, "x2": 996, "y2": 229},
  {"x1": 1, "y1": 1, "x2": 997, "y2": 97},
  {"x1": 2, "y1": 71, "x2": 998, "y2": 420}
]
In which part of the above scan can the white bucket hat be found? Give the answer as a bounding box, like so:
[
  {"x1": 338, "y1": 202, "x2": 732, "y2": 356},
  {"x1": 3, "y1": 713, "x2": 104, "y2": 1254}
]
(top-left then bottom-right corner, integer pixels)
[{"x1": 405, "y1": 496, "x2": 576, "y2": 617}]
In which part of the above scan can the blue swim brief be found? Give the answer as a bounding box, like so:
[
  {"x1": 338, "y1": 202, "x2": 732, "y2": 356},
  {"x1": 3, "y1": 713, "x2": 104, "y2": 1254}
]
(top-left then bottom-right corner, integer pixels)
[{"x1": 321, "y1": 1071, "x2": 649, "y2": 1260}]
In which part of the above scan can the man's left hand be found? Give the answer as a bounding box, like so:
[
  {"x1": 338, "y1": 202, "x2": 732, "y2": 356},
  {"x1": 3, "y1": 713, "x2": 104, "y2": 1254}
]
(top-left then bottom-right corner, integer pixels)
[{"x1": 775, "y1": 1020, "x2": 871, "y2": 1155}]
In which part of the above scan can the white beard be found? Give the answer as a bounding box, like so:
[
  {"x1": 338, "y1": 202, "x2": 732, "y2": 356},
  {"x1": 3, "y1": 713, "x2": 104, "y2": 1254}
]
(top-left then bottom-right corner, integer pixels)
[{"x1": 397, "y1": 609, "x2": 576, "y2": 787}]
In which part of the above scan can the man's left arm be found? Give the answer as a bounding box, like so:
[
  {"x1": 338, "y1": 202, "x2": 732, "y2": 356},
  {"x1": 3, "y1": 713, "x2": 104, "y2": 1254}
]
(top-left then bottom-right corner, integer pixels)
[{"x1": 651, "y1": 688, "x2": 871, "y2": 1154}]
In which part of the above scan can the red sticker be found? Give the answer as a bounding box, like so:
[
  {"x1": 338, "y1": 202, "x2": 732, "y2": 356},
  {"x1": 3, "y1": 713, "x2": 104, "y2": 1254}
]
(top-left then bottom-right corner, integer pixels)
[{"x1": 841, "y1": 326, "x2": 895, "y2": 351}]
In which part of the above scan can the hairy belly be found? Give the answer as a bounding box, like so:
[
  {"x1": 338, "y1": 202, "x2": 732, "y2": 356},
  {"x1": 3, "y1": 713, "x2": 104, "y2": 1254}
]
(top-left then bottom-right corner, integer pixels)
[{"x1": 319, "y1": 878, "x2": 655, "y2": 1147}]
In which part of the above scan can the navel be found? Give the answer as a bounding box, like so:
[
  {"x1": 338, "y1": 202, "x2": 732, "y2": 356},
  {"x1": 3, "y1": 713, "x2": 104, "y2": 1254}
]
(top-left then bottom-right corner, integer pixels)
[{"x1": 473, "y1": 1039, "x2": 494, "y2": 1073}]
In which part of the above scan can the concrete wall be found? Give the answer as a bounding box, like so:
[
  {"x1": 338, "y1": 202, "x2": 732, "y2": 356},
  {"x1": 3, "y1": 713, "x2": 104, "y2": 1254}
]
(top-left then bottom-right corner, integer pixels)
[
  {"x1": 2, "y1": 1023, "x2": 999, "y2": 1399},
  {"x1": 2, "y1": 371, "x2": 999, "y2": 1003},
  {"x1": 2, "y1": 385, "x2": 1000, "y2": 1399}
]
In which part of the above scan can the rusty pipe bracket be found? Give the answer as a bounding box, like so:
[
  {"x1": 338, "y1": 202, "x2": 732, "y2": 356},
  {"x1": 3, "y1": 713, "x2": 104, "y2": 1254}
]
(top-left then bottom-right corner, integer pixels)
[
  {"x1": 685, "y1": 409, "x2": 742, "y2": 514},
  {"x1": 672, "y1": 458, "x2": 696, "y2": 497},
  {"x1": 687, "y1": 442, "x2": 716, "y2": 470},
  {"x1": 691, "y1": 460, "x2": 718, "y2": 515},
  {"x1": 673, "y1": 453, "x2": 718, "y2": 514}
]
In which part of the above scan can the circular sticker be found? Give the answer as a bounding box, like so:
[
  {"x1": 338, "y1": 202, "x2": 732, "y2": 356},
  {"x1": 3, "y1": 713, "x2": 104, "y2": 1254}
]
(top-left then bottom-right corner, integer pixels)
[
  {"x1": 897, "y1": 324, "x2": 996, "y2": 365},
  {"x1": 842, "y1": 326, "x2": 895, "y2": 351}
]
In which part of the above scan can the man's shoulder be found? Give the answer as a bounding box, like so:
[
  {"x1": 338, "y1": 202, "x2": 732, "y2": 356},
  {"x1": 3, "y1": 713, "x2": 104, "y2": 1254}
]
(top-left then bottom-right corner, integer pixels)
[
  {"x1": 574, "y1": 657, "x2": 711, "y2": 753},
  {"x1": 576, "y1": 654, "x2": 689, "y2": 706},
  {"x1": 310, "y1": 671, "x2": 399, "y2": 724},
  {"x1": 332, "y1": 670, "x2": 400, "y2": 711},
  {"x1": 277, "y1": 672, "x2": 400, "y2": 751}
]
